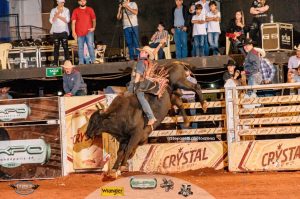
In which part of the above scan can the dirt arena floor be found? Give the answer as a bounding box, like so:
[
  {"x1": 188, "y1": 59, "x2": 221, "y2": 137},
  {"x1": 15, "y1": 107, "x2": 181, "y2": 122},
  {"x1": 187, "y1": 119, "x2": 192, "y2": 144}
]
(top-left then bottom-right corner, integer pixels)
[{"x1": 1, "y1": 169, "x2": 300, "y2": 199}]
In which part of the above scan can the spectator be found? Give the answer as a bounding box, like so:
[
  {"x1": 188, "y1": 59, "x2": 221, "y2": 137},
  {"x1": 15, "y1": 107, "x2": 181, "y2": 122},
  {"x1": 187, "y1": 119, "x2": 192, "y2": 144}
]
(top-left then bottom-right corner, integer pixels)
[
  {"x1": 149, "y1": 22, "x2": 168, "y2": 59},
  {"x1": 243, "y1": 38, "x2": 262, "y2": 86},
  {"x1": 206, "y1": 1, "x2": 221, "y2": 55},
  {"x1": 72, "y1": 0, "x2": 96, "y2": 65},
  {"x1": 226, "y1": 10, "x2": 249, "y2": 55},
  {"x1": 255, "y1": 47, "x2": 275, "y2": 84},
  {"x1": 171, "y1": 0, "x2": 189, "y2": 59},
  {"x1": 249, "y1": 0, "x2": 269, "y2": 47},
  {"x1": 63, "y1": 60, "x2": 87, "y2": 96},
  {"x1": 189, "y1": 0, "x2": 210, "y2": 56},
  {"x1": 0, "y1": 87, "x2": 12, "y2": 100},
  {"x1": 288, "y1": 44, "x2": 300, "y2": 72},
  {"x1": 49, "y1": 0, "x2": 70, "y2": 67},
  {"x1": 117, "y1": 0, "x2": 139, "y2": 60},
  {"x1": 223, "y1": 60, "x2": 241, "y2": 85},
  {"x1": 191, "y1": 4, "x2": 206, "y2": 57}
]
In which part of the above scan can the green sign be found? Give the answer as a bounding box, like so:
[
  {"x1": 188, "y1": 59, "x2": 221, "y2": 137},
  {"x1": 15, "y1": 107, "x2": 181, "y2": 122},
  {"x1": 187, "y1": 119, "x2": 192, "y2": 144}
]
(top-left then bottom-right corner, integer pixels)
[{"x1": 46, "y1": 67, "x2": 63, "y2": 77}]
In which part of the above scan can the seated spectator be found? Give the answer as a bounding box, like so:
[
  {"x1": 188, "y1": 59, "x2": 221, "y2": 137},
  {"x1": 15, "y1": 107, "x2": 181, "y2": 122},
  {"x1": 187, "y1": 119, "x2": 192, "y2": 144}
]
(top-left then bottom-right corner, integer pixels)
[
  {"x1": 223, "y1": 60, "x2": 241, "y2": 85},
  {"x1": 149, "y1": 22, "x2": 168, "y2": 59},
  {"x1": 63, "y1": 60, "x2": 87, "y2": 96},
  {"x1": 0, "y1": 87, "x2": 12, "y2": 100},
  {"x1": 255, "y1": 47, "x2": 275, "y2": 84},
  {"x1": 226, "y1": 10, "x2": 249, "y2": 55}
]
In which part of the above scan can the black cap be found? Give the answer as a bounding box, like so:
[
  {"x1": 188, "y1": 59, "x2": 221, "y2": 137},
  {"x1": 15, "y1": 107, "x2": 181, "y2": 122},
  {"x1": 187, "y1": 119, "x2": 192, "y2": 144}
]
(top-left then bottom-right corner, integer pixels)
[
  {"x1": 243, "y1": 38, "x2": 255, "y2": 45},
  {"x1": 224, "y1": 60, "x2": 236, "y2": 67}
]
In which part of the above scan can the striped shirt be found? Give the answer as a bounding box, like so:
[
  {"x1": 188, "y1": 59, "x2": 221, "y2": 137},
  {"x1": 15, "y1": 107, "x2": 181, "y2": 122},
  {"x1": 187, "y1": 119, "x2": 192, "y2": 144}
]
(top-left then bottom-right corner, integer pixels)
[{"x1": 151, "y1": 30, "x2": 168, "y2": 44}]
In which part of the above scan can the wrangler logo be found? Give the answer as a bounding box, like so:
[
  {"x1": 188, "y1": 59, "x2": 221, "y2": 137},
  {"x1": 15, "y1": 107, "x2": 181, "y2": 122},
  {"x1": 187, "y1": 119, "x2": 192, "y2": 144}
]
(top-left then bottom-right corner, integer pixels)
[{"x1": 100, "y1": 187, "x2": 124, "y2": 196}]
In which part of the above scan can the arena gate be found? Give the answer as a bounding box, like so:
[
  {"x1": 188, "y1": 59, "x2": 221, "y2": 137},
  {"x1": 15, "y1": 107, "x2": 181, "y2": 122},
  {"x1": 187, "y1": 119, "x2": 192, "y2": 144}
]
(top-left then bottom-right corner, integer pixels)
[{"x1": 225, "y1": 79, "x2": 300, "y2": 172}]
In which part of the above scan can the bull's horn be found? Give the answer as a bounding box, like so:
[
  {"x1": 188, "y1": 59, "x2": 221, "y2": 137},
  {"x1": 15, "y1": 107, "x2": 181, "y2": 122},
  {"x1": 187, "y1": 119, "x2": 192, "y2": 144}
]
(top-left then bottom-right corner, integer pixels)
[
  {"x1": 95, "y1": 103, "x2": 101, "y2": 110},
  {"x1": 99, "y1": 102, "x2": 105, "y2": 110}
]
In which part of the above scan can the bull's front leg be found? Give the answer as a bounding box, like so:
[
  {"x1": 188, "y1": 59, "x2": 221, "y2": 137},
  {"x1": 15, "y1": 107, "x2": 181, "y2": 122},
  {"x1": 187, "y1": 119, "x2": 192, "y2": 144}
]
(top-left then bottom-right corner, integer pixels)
[
  {"x1": 112, "y1": 142, "x2": 127, "y2": 171},
  {"x1": 121, "y1": 126, "x2": 151, "y2": 171},
  {"x1": 176, "y1": 80, "x2": 208, "y2": 113},
  {"x1": 171, "y1": 93, "x2": 190, "y2": 127}
]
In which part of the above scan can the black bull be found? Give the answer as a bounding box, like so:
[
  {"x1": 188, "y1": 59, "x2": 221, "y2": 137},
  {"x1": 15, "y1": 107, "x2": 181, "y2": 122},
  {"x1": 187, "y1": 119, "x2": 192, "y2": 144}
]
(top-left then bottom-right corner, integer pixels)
[{"x1": 86, "y1": 61, "x2": 207, "y2": 171}]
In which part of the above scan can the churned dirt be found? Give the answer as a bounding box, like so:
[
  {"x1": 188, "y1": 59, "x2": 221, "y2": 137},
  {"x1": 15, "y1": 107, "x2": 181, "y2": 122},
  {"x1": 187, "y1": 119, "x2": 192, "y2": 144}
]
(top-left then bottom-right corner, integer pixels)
[{"x1": 1, "y1": 169, "x2": 300, "y2": 199}]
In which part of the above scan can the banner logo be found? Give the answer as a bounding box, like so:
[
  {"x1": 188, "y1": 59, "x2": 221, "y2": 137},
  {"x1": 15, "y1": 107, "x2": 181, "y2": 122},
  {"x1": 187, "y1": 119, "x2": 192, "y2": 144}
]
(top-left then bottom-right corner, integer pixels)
[
  {"x1": 0, "y1": 104, "x2": 31, "y2": 121},
  {"x1": 0, "y1": 139, "x2": 51, "y2": 168},
  {"x1": 100, "y1": 187, "x2": 124, "y2": 196},
  {"x1": 10, "y1": 181, "x2": 39, "y2": 195},
  {"x1": 130, "y1": 177, "x2": 157, "y2": 189}
]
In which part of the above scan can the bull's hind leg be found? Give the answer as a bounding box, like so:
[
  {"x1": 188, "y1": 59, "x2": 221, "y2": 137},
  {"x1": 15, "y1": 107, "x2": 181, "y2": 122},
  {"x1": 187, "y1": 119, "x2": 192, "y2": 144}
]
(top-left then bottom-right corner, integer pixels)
[{"x1": 176, "y1": 80, "x2": 208, "y2": 113}]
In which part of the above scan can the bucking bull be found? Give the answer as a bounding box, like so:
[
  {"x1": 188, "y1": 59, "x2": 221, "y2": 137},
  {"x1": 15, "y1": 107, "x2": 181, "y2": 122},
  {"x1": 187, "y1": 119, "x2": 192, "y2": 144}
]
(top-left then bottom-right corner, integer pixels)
[{"x1": 86, "y1": 61, "x2": 208, "y2": 174}]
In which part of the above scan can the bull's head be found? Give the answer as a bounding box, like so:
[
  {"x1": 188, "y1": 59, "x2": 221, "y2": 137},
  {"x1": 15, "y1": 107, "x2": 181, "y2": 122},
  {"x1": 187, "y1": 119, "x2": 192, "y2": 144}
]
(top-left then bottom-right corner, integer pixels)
[{"x1": 86, "y1": 103, "x2": 106, "y2": 139}]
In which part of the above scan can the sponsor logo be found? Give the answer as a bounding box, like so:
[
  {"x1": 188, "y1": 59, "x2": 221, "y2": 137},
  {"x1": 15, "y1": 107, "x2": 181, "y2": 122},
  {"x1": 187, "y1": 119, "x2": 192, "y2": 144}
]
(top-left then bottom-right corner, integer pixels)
[
  {"x1": 163, "y1": 147, "x2": 208, "y2": 169},
  {"x1": 0, "y1": 139, "x2": 51, "y2": 168},
  {"x1": 281, "y1": 33, "x2": 291, "y2": 45},
  {"x1": 178, "y1": 184, "x2": 193, "y2": 197},
  {"x1": 262, "y1": 144, "x2": 300, "y2": 167},
  {"x1": 10, "y1": 181, "x2": 39, "y2": 195},
  {"x1": 100, "y1": 186, "x2": 124, "y2": 196},
  {"x1": 0, "y1": 104, "x2": 31, "y2": 121},
  {"x1": 160, "y1": 178, "x2": 174, "y2": 192},
  {"x1": 130, "y1": 177, "x2": 157, "y2": 189}
]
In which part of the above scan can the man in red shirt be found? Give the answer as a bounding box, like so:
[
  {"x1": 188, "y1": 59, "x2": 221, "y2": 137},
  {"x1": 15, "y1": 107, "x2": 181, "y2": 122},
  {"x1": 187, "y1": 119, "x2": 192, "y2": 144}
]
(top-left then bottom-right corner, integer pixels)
[{"x1": 71, "y1": 0, "x2": 96, "y2": 64}]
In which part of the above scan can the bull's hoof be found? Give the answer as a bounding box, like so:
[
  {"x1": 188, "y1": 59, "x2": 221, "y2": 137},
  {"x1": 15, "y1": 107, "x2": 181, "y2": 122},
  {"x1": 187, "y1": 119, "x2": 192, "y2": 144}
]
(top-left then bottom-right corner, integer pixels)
[
  {"x1": 201, "y1": 100, "x2": 208, "y2": 113},
  {"x1": 183, "y1": 121, "x2": 190, "y2": 128},
  {"x1": 120, "y1": 166, "x2": 129, "y2": 172}
]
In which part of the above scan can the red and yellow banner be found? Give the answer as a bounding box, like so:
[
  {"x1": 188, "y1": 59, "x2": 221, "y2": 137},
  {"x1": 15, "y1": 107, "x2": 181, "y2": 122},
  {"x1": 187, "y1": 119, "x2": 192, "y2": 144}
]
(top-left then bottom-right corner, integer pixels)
[
  {"x1": 229, "y1": 138, "x2": 300, "y2": 171},
  {"x1": 63, "y1": 95, "x2": 109, "y2": 173},
  {"x1": 129, "y1": 142, "x2": 227, "y2": 173}
]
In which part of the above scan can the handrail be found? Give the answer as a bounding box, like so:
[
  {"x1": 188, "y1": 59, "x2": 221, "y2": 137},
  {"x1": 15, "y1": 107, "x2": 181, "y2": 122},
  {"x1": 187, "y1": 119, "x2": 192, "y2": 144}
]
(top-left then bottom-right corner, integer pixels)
[{"x1": 236, "y1": 82, "x2": 300, "y2": 90}]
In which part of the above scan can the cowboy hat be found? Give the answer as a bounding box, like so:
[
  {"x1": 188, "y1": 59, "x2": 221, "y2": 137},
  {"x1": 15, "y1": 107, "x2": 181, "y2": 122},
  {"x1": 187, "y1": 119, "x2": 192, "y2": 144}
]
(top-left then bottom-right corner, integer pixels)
[
  {"x1": 137, "y1": 46, "x2": 155, "y2": 60},
  {"x1": 254, "y1": 47, "x2": 266, "y2": 58},
  {"x1": 294, "y1": 44, "x2": 300, "y2": 51},
  {"x1": 62, "y1": 60, "x2": 74, "y2": 69},
  {"x1": 224, "y1": 60, "x2": 236, "y2": 67},
  {"x1": 57, "y1": 0, "x2": 65, "y2": 3}
]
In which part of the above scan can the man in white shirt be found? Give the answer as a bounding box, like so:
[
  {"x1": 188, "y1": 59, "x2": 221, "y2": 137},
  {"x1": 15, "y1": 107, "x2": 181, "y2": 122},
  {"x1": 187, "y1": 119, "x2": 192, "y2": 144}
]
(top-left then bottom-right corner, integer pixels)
[
  {"x1": 49, "y1": 0, "x2": 70, "y2": 67},
  {"x1": 117, "y1": 0, "x2": 139, "y2": 60},
  {"x1": 288, "y1": 44, "x2": 300, "y2": 72}
]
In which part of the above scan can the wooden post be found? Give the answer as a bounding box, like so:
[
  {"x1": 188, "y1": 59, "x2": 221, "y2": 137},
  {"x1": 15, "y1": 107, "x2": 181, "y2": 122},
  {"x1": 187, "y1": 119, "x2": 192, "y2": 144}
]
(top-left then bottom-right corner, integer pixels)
[{"x1": 225, "y1": 79, "x2": 239, "y2": 171}]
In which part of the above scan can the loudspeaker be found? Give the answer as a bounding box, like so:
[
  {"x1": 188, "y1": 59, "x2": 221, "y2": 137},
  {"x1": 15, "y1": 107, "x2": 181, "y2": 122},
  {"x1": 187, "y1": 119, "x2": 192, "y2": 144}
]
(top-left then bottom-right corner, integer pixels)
[{"x1": 261, "y1": 23, "x2": 293, "y2": 51}]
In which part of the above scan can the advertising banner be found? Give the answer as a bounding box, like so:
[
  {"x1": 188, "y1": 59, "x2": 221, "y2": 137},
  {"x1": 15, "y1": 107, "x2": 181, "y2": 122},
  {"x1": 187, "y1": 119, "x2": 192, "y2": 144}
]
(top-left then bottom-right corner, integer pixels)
[
  {"x1": 63, "y1": 95, "x2": 110, "y2": 173},
  {"x1": 129, "y1": 141, "x2": 227, "y2": 173},
  {"x1": 229, "y1": 139, "x2": 300, "y2": 171},
  {"x1": 0, "y1": 125, "x2": 61, "y2": 180}
]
